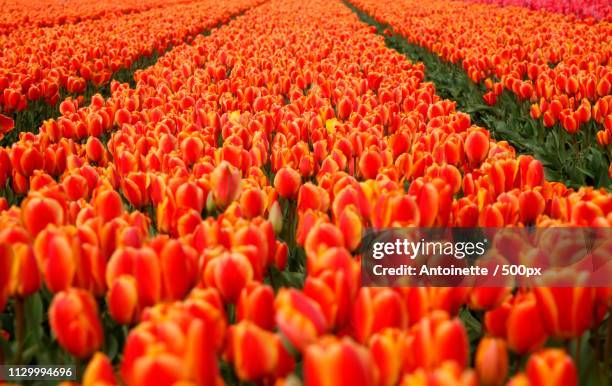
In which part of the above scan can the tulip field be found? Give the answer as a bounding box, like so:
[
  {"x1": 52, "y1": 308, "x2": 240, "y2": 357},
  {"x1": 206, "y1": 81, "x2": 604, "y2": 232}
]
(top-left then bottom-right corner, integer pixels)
[{"x1": 0, "y1": 0, "x2": 610, "y2": 385}]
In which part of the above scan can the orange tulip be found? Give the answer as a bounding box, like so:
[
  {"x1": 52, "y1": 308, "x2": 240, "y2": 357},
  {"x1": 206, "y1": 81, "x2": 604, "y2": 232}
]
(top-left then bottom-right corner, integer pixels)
[
  {"x1": 0, "y1": 113, "x2": 14, "y2": 136},
  {"x1": 210, "y1": 160, "x2": 242, "y2": 208},
  {"x1": 237, "y1": 282, "x2": 275, "y2": 330},
  {"x1": 226, "y1": 321, "x2": 295, "y2": 381},
  {"x1": 275, "y1": 288, "x2": 328, "y2": 352},
  {"x1": 359, "y1": 149, "x2": 383, "y2": 180},
  {"x1": 9, "y1": 243, "x2": 41, "y2": 297},
  {"x1": 351, "y1": 288, "x2": 408, "y2": 344},
  {"x1": 534, "y1": 287, "x2": 594, "y2": 339},
  {"x1": 107, "y1": 275, "x2": 138, "y2": 325},
  {"x1": 399, "y1": 361, "x2": 477, "y2": 386},
  {"x1": 274, "y1": 167, "x2": 301, "y2": 199},
  {"x1": 83, "y1": 352, "x2": 118, "y2": 386},
  {"x1": 34, "y1": 228, "x2": 75, "y2": 293},
  {"x1": 204, "y1": 251, "x2": 253, "y2": 303},
  {"x1": 158, "y1": 239, "x2": 198, "y2": 301},
  {"x1": 0, "y1": 243, "x2": 11, "y2": 311},
  {"x1": 369, "y1": 329, "x2": 404, "y2": 386},
  {"x1": 402, "y1": 311, "x2": 469, "y2": 372},
  {"x1": 464, "y1": 130, "x2": 489, "y2": 165},
  {"x1": 49, "y1": 288, "x2": 103, "y2": 358},
  {"x1": 337, "y1": 206, "x2": 363, "y2": 251},
  {"x1": 475, "y1": 337, "x2": 508, "y2": 386},
  {"x1": 485, "y1": 293, "x2": 547, "y2": 354},
  {"x1": 94, "y1": 189, "x2": 124, "y2": 222},
  {"x1": 526, "y1": 349, "x2": 577, "y2": 386},
  {"x1": 240, "y1": 187, "x2": 267, "y2": 218},
  {"x1": 304, "y1": 336, "x2": 378, "y2": 386},
  {"x1": 22, "y1": 196, "x2": 65, "y2": 235}
]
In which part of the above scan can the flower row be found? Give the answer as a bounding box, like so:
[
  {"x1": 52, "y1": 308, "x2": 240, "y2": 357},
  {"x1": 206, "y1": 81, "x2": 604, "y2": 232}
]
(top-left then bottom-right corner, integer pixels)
[
  {"x1": 0, "y1": 0, "x2": 265, "y2": 136},
  {"x1": 0, "y1": 0, "x2": 198, "y2": 36},
  {"x1": 465, "y1": 0, "x2": 611, "y2": 21},
  {"x1": 350, "y1": 0, "x2": 612, "y2": 159}
]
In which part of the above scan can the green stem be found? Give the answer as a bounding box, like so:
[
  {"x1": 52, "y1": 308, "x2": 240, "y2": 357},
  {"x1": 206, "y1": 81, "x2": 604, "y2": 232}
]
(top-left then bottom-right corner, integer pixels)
[
  {"x1": 591, "y1": 326, "x2": 605, "y2": 386},
  {"x1": 14, "y1": 297, "x2": 24, "y2": 365},
  {"x1": 575, "y1": 335, "x2": 581, "y2": 371},
  {"x1": 605, "y1": 315, "x2": 612, "y2": 385}
]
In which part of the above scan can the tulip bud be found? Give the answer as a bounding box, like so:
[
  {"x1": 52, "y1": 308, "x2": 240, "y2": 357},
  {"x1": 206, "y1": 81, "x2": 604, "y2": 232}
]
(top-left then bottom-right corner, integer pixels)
[
  {"x1": 400, "y1": 361, "x2": 477, "y2": 386},
  {"x1": 206, "y1": 191, "x2": 216, "y2": 213},
  {"x1": 159, "y1": 239, "x2": 198, "y2": 301},
  {"x1": 359, "y1": 150, "x2": 383, "y2": 180},
  {"x1": 269, "y1": 201, "x2": 283, "y2": 234},
  {"x1": 475, "y1": 337, "x2": 508, "y2": 386},
  {"x1": 94, "y1": 189, "x2": 123, "y2": 222},
  {"x1": 237, "y1": 282, "x2": 275, "y2": 330},
  {"x1": 22, "y1": 196, "x2": 64, "y2": 235},
  {"x1": 0, "y1": 113, "x2": 14, "y2": 135},
  {"x1": 83, "y1": 352, "x2": 118, "y2": 386},
  {"x1": 337, "y1": 206, "x2": 363, "y2": 251},
  {"x1": 34, "y1": 229, "x2": 75, "y2": 293},
  {"x1": 107, "y1": 275, "x2": 138, "y2": 325},
  {"x1": 464, "y1": 130, "x2": 489, "y2": 165},
  {"x1": 204, "y1": 252, "x2": 253, "y2": 303},
  {"x1": 240, "y1": 188, "x2": 267, "y2": 219},
  {"x1": 274, "y1": 167, "x2": 301, "y2": 199},
  {"x1": 0, "y1": 243, "x2": 11, "y2": 311},
  {"x1": 10, "y1": 244, "x2": 41, "y2": 297},
  {"x1": 485, "y1": 293, "x2": 547, "y2": 354},
  {"x1": 518, "y1": 189, "x2": 545, "y2": 224},
  {"x1": 526, "y1": 349, "x2": 577, "y2": 386},
  {"x1": 210, "y1": 161, "x2": 242, "y2": 207},
  {"x1": 85, "y1": 137, "x2": 105, "y2": 164},
  {"x1": 49, "y1": 289, "x2": 103, "y2": 358},
  {"x1": 369, "y1": 329, "x2": 403, "y2": 386}
]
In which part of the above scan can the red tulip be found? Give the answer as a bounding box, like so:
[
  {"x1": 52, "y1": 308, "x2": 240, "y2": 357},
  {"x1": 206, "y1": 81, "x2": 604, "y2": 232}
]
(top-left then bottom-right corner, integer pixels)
[
  {"x1": 0, "y1": 243, "x2": 11, "y2": 311},
  {"x1": 402, "y1": 311, "x2": 469, "y2": 372},
  {"x1": 240, "y1": 187, "x2": 267, "y2": 219},
  {"x1": 225, "y1": 321, "x2": 295, "y2": 381},
  {"x1": 204, "y1": 251, "x2": 253, "y2": 303},
  {"x1": 107, "y1": 275, "x2": 138, "y2": 325},
  {"x1": 274, "y1": 167, "x2": 301, "y2": 199},
  {"x1": 210, "y1": 161, "x2": 242, "y2": 207},
  {"x1": 237, "y1": 282, "x2": 275, "y2": 330},
  {"x1": 359, "y1": 149, "x2": 383, "y2": 180},
  {"x1": 275, "y1": 288, "x2": 328, "y2": 351},
  {"x1": 22, "y1": 196, "x2": 65, "y2": 235},
  {"x1": 400, "y1": 361, "x2": 477, "y2": 386},
  {"x1": 9, "y1": 243, "x2": 41, "y2": 297},
  {"x1": 49, "y1": 289, "x2": 103, "y2": 358},
  {"x1": 94, "y1": 189, "x2": 124, "y2": 222},
  {"x1": 352, "y1": 288, "x2": 407, "y2": 344},
  {"x1": 464, "y1": 130, "x2": 489, "y2": 165},
  {"x1": 83, "y1": 352, "x2": 118, "y2": 386},
  {"x1": 304, "y1": 337, "x2": 378, "y2": 386},
  {"x1": 534, "y1": 287, "x2": 594, "y2": 339},
  {"x1": 369, "y1": 329, "x2": 404, "y2": 386},
  {"x1": 526, "y1": 349, "x2": 577, "y2": 386},
  {"x1": 34, "y1": 228, "x2": 75, "y2": 293},
  {"x1": 475, "y1": 337, "x2": 508, "y2": 386}
]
